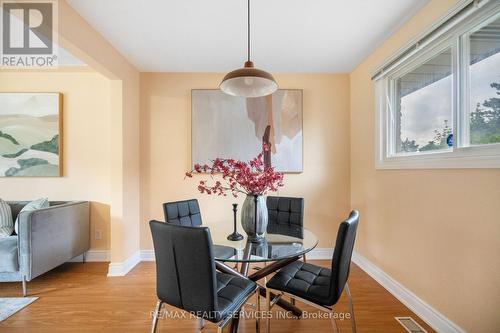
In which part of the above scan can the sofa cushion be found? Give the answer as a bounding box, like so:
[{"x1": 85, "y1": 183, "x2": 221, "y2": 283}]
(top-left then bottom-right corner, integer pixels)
[
  {"x1": 0, "y1": 199, "x2": 14, "y2": 237},
  {"x1": 0, "y1": 236, "x2": 19, "y2": 272},
  {"x1": 14, "y1": 198, "x2": 49, "y2": 234}
]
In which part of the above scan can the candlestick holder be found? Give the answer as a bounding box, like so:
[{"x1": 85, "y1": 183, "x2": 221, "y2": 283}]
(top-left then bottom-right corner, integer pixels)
[{"x1": 227, "y1": 203, "x2": 243, "y2": 241}]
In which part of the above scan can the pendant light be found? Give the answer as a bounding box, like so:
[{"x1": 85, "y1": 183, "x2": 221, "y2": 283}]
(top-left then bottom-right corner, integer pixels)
[{"x1": 220, "y1": 0, "x2": 278, "y2": 98}]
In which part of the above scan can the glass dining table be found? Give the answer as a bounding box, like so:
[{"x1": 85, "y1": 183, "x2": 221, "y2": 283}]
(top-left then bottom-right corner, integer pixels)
[{"x1": 207, "y1": 222, "x2": 319, "y2": 333}]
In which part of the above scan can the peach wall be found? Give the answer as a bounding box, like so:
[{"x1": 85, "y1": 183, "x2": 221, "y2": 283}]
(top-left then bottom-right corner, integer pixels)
[
  {"x1": 0, "y1": 70, "x2": 111, "y2": 250},
  {"x1": 350, "y1": 0, "x2": 500, "y2": 331},
  {"x1": 58, "y1": 0, "x2": 141, "y2": 262},
  {"x1": 139, "y1": 73, "x2": 351, "y2": 250},
  {"x1": 1, "y1": 0, "x2": 142, "y2": 264}
]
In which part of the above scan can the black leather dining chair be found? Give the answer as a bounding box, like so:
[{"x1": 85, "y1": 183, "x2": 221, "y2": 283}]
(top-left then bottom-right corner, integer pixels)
[
  {"x1": 266, "y1": 196, "x2": 306, "y2": 261},
  {"x1": 163, "y1": 199, "x2": 237, "y2": 261},
  {"x1": 149, "y1": 221, "x2": 259, "y2": 333},
  {"x1": 265, "y1": 210, "x2": 359, "y2": 333}
]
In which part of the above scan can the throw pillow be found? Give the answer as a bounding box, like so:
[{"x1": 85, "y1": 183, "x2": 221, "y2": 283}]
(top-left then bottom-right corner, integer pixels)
[
  {"x1": 14, "y1": 198, "x2": 49, "y2": 235},
  {"x1": 0, "y1": 199, "x2": 14, "y2": 237}
]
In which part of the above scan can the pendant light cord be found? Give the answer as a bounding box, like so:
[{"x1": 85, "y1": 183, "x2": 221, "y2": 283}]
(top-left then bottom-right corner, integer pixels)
[{"x1": 247, "y1": 0, "x2": 250, "y2": 62}]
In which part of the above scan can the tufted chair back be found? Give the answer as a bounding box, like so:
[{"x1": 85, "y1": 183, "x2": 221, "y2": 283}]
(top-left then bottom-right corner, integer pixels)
[
  {"x1": 266, "y1": 196, "x2": 304, "y2": 229},
  {"x1": 163, "y1": 199, "x2": 202, "y2": 227}
]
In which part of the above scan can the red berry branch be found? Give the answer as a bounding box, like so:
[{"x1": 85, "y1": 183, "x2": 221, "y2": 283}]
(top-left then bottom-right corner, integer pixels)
[{"x1": 185, "y1": 144, "x2": 284, "y2": 197}]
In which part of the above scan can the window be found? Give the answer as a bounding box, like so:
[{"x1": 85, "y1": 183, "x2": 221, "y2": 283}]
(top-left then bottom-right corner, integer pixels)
[
  {"x1": 468, "y1": 16, "x2": 500, "y2": 146},
  {"x1": 375, "y1": 0, "x2": 500, "y2": 169},
  {"x1": 395, "y1": 48, "x2": 453, "y2": 155}
]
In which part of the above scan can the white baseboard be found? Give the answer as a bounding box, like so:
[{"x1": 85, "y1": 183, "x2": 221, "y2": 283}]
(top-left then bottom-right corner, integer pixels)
[
  {"x1": 352, "y1": 251, "x2": 467, "y2": 333},
  {"x1": 140, "y1": 249, "x2": 155, "y2": 261},
  {"x1": 305, "y1": 248, "x2": 334, "y2": 260},
  {"x1": 139, "y1": 248, "x2": 334, "y2": 262},
  {"x1": 67, "y1": 250, "x2": 110, "y2": 262},
  {"x1": 107, "y1": 251, "x2": 141, "y2": 277}
]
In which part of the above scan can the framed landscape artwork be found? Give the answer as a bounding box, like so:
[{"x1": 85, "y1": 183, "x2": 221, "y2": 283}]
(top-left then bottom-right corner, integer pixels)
[
  {"x1": 0, "y1": 92, "x2": 63, "y2": 177},
  {"x1": 192, "y1": 89, "x2": 303, "y2": 173}
]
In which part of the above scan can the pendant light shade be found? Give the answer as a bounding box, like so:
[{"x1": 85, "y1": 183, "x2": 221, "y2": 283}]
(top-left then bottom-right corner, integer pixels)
[
  {"x1": 220, "y1": 61, "x2": 278, "y2": 98},
  {"x1": 220, "y1": 0, "x2": 278, "y2": 98}
]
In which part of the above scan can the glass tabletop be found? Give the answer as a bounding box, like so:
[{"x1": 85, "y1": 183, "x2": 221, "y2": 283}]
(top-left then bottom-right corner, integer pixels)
[{"x1": 208, "y1": 222, "x2": 318, "y2": 263}]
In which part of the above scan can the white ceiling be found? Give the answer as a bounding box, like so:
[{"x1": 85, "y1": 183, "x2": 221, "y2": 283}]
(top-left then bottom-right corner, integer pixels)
[{"x1": 66, "y1": 0, "x2": 428, "y2": 73}]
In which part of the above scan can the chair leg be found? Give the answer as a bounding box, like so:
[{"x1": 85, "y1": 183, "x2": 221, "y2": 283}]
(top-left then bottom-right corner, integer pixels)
[
  {"x1": 302, "y1": 254, "x2": 307, "y2": 263},
  {"x1": 82, "y1": 252, "x2": 86, "y2": 263},
  {"x1": 330, "y1": 307, "x2": 340, "y2": 333},
  {"x1": 151, "y1": 300, "x2": 163, "y2": 333},
  {"x1": 256, "y1": 290, "x2": 261, "y2": 333},
  {"x1": 345, "y1": 283, "x2": 357, "y2": 333},
  {"x1": 266, "y1": 288, "x2": 271, "y2": 333}
]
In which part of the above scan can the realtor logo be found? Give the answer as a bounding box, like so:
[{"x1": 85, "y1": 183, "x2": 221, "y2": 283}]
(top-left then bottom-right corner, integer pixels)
[{"x1": 1, "y1": 0, "x2": 58, "y2": 67}]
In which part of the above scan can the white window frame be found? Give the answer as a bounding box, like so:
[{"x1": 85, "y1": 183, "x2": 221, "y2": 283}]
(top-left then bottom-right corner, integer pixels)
[{"x1": 375, "y1": 0, "x2": 500, "y2": 169}]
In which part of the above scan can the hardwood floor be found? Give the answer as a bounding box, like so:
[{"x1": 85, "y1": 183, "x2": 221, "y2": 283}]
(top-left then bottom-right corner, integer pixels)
[{"x1": 0, "y1": 260, "x2": 434, "y2": 333}]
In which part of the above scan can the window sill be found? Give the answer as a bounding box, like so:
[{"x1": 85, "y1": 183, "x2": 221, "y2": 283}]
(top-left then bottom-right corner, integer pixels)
[{"x1": 376, "y1": 146, "x2": 500, "y2": 169}]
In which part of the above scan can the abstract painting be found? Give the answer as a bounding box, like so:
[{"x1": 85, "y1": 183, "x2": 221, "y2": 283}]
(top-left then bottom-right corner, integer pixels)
[
  {"x1": 192, "y1": 89, "x2": 302, "y2": 173},
  {"x1": 0, "y1": 93, "x2": 62, "y2": 177}
]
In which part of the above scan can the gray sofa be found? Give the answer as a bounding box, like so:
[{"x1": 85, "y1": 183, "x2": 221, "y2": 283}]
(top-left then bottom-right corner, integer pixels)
[{"x1": 0, "y1": 201, "x2": 90, "y2": 296}]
